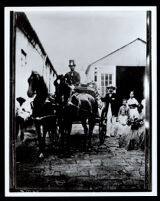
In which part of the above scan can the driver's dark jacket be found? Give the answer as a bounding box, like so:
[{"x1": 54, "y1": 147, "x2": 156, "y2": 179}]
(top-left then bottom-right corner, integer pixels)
[{"x1": 65, "y1": 70, "x2": 80, "y2": 86}]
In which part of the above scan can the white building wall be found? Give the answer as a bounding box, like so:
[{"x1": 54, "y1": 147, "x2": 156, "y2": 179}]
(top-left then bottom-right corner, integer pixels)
[
  {"x1": 86, "y1": 65, "x2": 116, "y2": 95},
  {"x1": 85, "y1": 67, "x2": 94, "y2": 83},
  {"x1": 15, "y1": 27, "x2": 55, "y2": 102},
  {"x1": 86, "y1": 39, "x2": 146, "y2": 96},
  {"x1": 49, "y1": 68, "x2": 55, "y2": 94}
]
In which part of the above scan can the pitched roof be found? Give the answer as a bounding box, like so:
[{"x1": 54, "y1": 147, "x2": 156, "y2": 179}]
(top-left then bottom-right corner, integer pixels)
[{"x1": 85, "y1": 38, "x2": 146, "y2": 74}]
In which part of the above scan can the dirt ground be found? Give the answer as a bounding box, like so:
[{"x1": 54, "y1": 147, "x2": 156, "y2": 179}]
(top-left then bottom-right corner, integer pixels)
[{"x1": 15, "y1": 124, "x2": 145, "y2": 192}]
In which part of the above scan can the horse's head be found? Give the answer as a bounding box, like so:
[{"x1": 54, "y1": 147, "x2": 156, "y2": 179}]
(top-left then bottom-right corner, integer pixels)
[
  {"x1": 27, "y1": 71, "x2": 41, "y2": 98},
  {"x1": 54, "y1": 74, "x2": 65, "y2": 87},
  {"x1": 54, "y1": 74, "x2": 71, "y2": 105}
]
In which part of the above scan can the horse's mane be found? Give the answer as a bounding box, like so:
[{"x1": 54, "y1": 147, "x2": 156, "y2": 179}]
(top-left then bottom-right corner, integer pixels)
[
  {"x1": 31, "y1": 75, "x2": 49, "y2": 117},
  {"x1": 32, "y1": 75, "x2": 48, "y2": 112},
  {"x1": 36, "y1": 76, "x2": 48, "y2": 99},
  {"x1": 54, "y1": 75, "x2": 97, "y2": 110},
  {"x1": 54, "y1": 75, "x2": 71, "y2": 104}
]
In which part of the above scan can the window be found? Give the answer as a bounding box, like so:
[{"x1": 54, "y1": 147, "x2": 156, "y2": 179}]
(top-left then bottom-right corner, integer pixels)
[
  {"x1": 94, "y1": 71, "x2": 97, "y2": 82},
  {"x1": 109, "y1": 74, "x2": 112, "y2": 84},
  {"x1": 101, "y1": 73, "x2": 112, "y2": 96},
  {"x1": 21, "y1": 49, "x2": 27, "y2": 68},
  {"x1": 94, "y1": 67, "x2": 97, "y2": 82}
]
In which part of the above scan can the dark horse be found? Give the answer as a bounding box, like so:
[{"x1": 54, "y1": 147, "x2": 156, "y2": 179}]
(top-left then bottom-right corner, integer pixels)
[
  {"x1": 54, "y1": 75, "x2": 97, "y2": 152},
  {"x1": 27, "y1": 71, "x2": 57, "y2": 158}
]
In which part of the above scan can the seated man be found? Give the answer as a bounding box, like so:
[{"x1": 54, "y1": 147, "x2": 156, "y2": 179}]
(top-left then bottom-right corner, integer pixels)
[
  {"x1": 64, "y1": 60, "x2": 80, "y2": 104},
  {"x1": 64, "y1": 61, "x2": 99, "y2": 117},
  {"x1": 65, "y1": 59, "x2": 80, "y2": 89}
]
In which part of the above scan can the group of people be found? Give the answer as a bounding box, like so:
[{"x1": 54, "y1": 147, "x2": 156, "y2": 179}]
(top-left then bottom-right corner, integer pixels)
[
  {"x1": 101, "y1": 87, "x2": 145, "y2": 150},
  {"x1": 64, "y1": 59, "x2": 145, "y2": 151},
  {"x1": 15, "y1": 59, "x2": 145, "y2": 151},
  {"x1": 118, "y1": 93, "x2": 145, "y2": 150}
]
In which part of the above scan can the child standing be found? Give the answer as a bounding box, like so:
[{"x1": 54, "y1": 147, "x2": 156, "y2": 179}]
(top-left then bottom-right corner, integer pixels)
[{"x1": 116, "y1": 99, "x2": 130, "y2": 147}]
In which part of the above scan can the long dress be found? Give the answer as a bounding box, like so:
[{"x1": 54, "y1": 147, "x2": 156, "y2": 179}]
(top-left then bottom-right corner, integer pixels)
[
  {"x1": 127, "y1": 111, "x2": 145, "y2": 150},
  {"x1": 117, "y1": 111, "x2": 130, "y2": 148},
  {"x1": 127, "y1": 98, "x2": 139, "y2": 120},
  {"x1": 117, "y1": 115, "x2": 130, "y2": 136},
  {"x1": 138, "y1": 111, "x2": 145, "y2": 150},
  {"x1": 141, "y1": 99, "x2": 145, "y2": 116}
]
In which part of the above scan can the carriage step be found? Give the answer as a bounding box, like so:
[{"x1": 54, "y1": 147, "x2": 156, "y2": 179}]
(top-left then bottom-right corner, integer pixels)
[
  {"x1": 74, "y1": 121, "x2": 82, "y2": 124},
  {"x1": 95, "y1": 117, "x2": 101, "y2": 122}
]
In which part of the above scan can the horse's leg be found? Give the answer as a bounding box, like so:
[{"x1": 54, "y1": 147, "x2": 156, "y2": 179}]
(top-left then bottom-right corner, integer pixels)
[
  {"x1": 35, "y1": 121, "x2": 43, "y2": 156},
  {"x1": 66, "y1": 121, "x2": 72, "y2": 155},
  {"x1": 39, "y1": 125, "x2": 47, "y2": 158},
  {"x1": 49, "y1": 130, "x2": 52, "y2": 142},
  {"x1": 55, "y1": 122, "x2": 60, "y2": 145},
  {"x1": 81, "y1": 118, "x2": 88, "y2": 150},
  {"x1": 51, "y1": 128, "x2": 55, "y2": 144},
  {"x1": 19, "y1": 117, "x2": 25, "y2": 142},
  {"x1": 35, "y1": 121, "x2": 41, "y2": 143},
  {"x1": 55, "y1": 118, "x2": 59, "y2": 145},
  {"x1": 49, "y1": 118, "x2": 56, "y2": 145},
  {"x1": 88, "y1": 116, "x2": 96, "y2": 148},
  {"x1": 35, "y1": 120, "x2": 46, "y2": 158},
  {"x1": 59, "y1": 119, "x2": 65, "y2": 152},
  {"x1": 51, "y1": 120, "x2": 58, "y2": 147}
]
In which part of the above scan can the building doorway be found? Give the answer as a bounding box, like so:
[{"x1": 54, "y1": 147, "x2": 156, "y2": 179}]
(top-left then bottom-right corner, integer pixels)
[{"x1": 116, "y1": 66, "x2": 145, "y2": 104}]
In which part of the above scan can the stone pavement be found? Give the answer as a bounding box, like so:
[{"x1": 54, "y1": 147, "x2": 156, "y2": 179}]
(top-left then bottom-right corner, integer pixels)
[{"x1": 15, "y1": 124, "x2": 145, "y2": 192}]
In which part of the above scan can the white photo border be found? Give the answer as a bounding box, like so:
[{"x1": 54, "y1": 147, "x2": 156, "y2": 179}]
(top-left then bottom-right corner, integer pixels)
[{"x1": 4, "y1": 6, "x2": 157, "y2": 197}]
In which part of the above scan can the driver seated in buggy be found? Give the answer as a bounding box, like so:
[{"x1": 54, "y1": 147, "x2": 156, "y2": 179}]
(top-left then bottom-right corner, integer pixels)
[
  {"x1": 64, "y1": 60, "x2": 99, "y2": 117},
  {"x1": 65, "y1": 59, "x2": 80, "y2": 89},
  {"x1": 64, "y1": 59, "x2": 80, "y2": 105}
]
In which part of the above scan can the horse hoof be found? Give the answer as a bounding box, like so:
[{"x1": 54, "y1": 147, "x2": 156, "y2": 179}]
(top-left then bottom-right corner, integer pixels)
[
  {"x1": 39, "y1": 153, "x2": 44, "y2": 158},
  {"x1": 98, "y1": 142, "x2": 103, "y2": 146}
]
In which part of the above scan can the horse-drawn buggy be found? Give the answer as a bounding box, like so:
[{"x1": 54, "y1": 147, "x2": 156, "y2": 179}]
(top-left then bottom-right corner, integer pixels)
[{"x1": 27, "y1": 71, "x2": 106, "y2": 158}]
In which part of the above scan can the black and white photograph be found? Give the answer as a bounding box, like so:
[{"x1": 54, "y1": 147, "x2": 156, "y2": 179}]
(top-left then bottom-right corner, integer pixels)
[{"x1": 4, "y1": 6, "x2": 157, "y2": 196}]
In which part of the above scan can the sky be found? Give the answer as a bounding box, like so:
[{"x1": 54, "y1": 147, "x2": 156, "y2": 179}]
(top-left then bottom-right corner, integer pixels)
[{"x1": 26, "y1": 9, "x2": 146, "y2": 82}]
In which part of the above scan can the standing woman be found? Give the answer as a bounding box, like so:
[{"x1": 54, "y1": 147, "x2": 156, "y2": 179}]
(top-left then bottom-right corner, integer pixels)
[
  {"x1": 127, "y1": 91, "x2": 139, "y2": 120},
  {"x1": 127, "y1": 91, "x2": 140, "y2": 150}
]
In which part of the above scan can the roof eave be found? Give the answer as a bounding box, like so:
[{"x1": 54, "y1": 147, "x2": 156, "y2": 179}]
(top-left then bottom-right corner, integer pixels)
[{"x1": 86, "y1": 37, "x2": 147, "y2": 73}]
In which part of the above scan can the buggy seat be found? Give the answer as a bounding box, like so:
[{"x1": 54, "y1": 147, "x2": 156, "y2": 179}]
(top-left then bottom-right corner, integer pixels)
[{"x1": 74, "y1": 84, "x2": 98, "y2": 98}]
